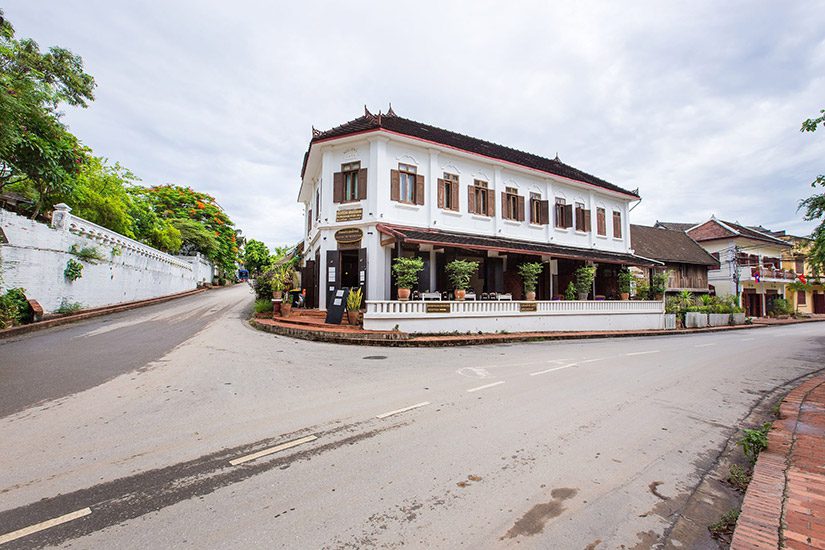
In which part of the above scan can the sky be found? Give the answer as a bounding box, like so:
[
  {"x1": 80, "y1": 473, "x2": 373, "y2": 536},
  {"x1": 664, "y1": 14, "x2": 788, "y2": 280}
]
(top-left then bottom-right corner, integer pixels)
[{"x1": 6, "y1": 1, "x2": 825, "y2": 248}]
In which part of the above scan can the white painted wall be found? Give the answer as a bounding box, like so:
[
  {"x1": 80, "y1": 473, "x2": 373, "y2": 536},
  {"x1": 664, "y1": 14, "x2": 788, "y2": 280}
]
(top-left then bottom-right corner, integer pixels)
[
  {"x1": 0, "y1": 206, "x2": 213, "y2": 312},
  {"x1": 300, "y1": 130, "x2": 637, "y2": 306}
]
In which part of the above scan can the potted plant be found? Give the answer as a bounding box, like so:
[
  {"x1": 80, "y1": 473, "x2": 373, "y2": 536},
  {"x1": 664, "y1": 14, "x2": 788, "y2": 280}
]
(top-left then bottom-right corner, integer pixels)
[
  {"x1": 517, "y1": 262, "x2": 544, "y2": 301},
  {"x1": 564, "y1": 281, "x2": 576, "y2": 301},
  {"x1": 392, "y1": 256, "x2": 424, "y2": 301},
  {"x1": 279, "y1": 267, "x2": 295, "y2": 317},
  {"x1": 617, "y1": 267, "x2": 633, "y2": 300},
  {"x1": 346, "y1": 286, "x2": 364, "y2": 325},
  {"x1": 574, "y1": 265, "x2": 596, "y2": 300},
  {"x1": 445, "y1": 259, "x2": 479, "y2": 301},
  {"x1": 651, "y1": 271, "x2": 668, "y2": 300}
]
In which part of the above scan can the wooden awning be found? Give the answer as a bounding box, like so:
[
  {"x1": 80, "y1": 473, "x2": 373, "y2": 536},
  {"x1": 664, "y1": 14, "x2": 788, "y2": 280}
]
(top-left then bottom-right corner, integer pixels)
[{"x1": 376, "y1": 223, "x2": 661, "y2": 267}]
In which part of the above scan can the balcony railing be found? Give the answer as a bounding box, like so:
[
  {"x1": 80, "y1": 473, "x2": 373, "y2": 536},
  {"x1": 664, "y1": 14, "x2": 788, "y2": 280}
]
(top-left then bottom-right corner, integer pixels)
[
  {"x1": 744, "y1": 267, "x2": 797, "y2": 281},
  {"x1": 365, "y1": 299, "x2": 664, "y2": 317}
]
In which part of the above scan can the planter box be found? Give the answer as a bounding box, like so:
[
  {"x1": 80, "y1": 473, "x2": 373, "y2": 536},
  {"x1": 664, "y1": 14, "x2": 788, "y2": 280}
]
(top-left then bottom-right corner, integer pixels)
[
  {"x1": 708, "y1": 313, "x2": 729, "y2": 327},
  {"x1": 731, "y1": 313, "x2": 746, "y2": 325},
  {"x1": 685, "y1": 312, "x2": 708, "y2": 328},
  {"x1": 664, "y1": 313, "x2": 677, "y2": 330}
]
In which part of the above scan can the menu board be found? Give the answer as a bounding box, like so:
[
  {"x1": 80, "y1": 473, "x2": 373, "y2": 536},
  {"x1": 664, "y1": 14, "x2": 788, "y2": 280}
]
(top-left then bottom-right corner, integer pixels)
[{"x1": 325, "y1": 288, "x2": 350, "y2": 325}]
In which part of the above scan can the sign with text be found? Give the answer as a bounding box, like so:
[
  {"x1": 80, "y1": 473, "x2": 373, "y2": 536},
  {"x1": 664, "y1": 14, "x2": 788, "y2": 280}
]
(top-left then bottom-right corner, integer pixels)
[
  {"x1": 519, "y1": 302, "x2": 538, "y2": 312},
  {"x1": 426, "y1": 302, "x2": 452, "y2": 314},
  {"x1": 336, "y1": 208, "x2": 363, "y2": 222},
  {"x1": 325, "y1": 287, "x2": 350, "y2": 325},
  {"x1": 334, "y1": 227, "x2": 364, "y2": 244}
]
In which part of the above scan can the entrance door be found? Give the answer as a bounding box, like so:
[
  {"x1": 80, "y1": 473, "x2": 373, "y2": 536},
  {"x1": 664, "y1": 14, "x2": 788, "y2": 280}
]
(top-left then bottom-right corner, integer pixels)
[
  {"x1": 340, "y1": 250, "x2": 360, "y2": 288},
  {"x1": 814, "y1": 292, "x2": 825, "y2": 314},
  {"x1": 743, "y1": 290, "x2": 762, "y2": 317}
]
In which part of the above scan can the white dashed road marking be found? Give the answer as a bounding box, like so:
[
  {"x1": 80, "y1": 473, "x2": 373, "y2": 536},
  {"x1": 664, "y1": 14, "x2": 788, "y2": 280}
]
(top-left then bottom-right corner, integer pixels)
[
  {"x1": 229, "y1": 435, "x2": 318, "y2": 466},
  {"x1": 530, "y1": 363, "x2": 578, "y2": 376},
  {"x1": 466, "y1": 381, "x2": 505, "y2": 393},
  {"x1": 626, "y1": 350, "x2": 660, "y2": 356},
  {"x1": 0, "y1": 507, "x2": 92, "y2": 545},
  {"x1": 376, "y1": 401, "x2": 431, "y2": 419},
  {"x1": 695, "y1": 343, "x2": 716, "y2": 348}
]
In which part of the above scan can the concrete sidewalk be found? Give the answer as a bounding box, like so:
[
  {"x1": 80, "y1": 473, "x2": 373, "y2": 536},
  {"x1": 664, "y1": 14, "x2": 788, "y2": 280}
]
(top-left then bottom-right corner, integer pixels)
[{"x1": 732, "y1": 373, "x2": 825, "y2": 549}]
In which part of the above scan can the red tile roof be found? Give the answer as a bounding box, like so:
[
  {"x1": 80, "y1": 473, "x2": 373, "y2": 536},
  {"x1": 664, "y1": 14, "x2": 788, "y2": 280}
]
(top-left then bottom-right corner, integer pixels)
[
  {"x1": 630, "y1": 225, "x2": 719, "y2": 266},
  {"x1": 303, "y1": 109, "x2": 639, "y2": 199}
]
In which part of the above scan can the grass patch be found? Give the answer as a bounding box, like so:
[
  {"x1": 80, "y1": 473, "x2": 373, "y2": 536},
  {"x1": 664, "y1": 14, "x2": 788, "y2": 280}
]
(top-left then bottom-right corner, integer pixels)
[
  {"x1": 55, "y1": 299, "x2": 83, "y2": 315},
  {"x1": 254, "y1": 299, "x2": 272, "y2": 313},
  {"x1": 727, "y1": 464, "x2": 751, "y2": 492},
  {"x1": 709, "y1": 508, "x2": 739, "y2": 542},
  {"x1": 738, "y1": 423, "x2": 772, "y2": 464}
]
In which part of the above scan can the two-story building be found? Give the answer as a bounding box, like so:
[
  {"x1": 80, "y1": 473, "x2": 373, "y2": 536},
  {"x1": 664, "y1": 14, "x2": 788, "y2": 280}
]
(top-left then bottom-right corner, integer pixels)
[
  {"x1": 297, "y1": 108, "x2": 657, "y2": 317},
  {"x1": 778, "y1": 233, "x2": 825, "y2": 314},
  {"x1": 630, "y1": 224, "x2": 719, "y2": 295},
  {"x1": 679, "y1": 218, "x2": 793, "y2": 317}
]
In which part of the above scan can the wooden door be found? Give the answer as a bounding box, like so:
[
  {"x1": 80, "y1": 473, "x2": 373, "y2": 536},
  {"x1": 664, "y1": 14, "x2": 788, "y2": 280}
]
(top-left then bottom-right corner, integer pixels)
[
  {"x1": 326, "y1": 250, "x2": 340, "y2": 306},
  {"x1": 814, "y1": 292, "x2": 825, "y2": 314}
]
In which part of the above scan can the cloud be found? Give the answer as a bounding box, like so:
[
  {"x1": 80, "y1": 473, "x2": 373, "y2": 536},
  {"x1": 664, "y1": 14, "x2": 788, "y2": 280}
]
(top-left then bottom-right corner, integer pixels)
[{"x1": 5, "y1": 0, "x2": 824, "y2": 247}]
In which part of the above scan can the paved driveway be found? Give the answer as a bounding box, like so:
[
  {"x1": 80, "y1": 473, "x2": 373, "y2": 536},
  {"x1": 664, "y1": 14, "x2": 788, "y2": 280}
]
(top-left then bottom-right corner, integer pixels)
[{"x1": 1, "y1": 284, "x2": 823, "y2": 548}]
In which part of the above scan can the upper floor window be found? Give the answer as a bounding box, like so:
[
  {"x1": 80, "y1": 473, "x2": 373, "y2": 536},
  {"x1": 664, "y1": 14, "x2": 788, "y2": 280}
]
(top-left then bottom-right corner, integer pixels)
[
  {"x1": 596, "y1": 207, "x2": 606, "y2": 236},
  {"x1": 503, "y1": 187, "x2": 524, "y2": 221},
  {"x1": 315, "y1": 187, "x2": 321, "y2": 220},
  {"x1": 574, "y1": 202, "x2": 591, "y2": 232},
  {"x1": 333, "y1": 162, "x2": 366, "y2": 203},
  {"x1": 391, "y1": 163, "x2": 424, "y2": 205},
  {"x1": 438, "y1": 173, "x2": 459, "y2": 211},
  {"x1": 529, "y1": 193, "x2": 548, "y2": 225},
  {"x1": 795, "y1": 258, "x2": 805, "y2": 273},
  {"x1": 555, "y1": 198, "x2": 572, "y2": 229},
  {"x1": 612, "y1": 210, "x2": 623, "y2": 238},
  {"x1": 469, "y1": 180, "x2": 494, "y2": 216}
]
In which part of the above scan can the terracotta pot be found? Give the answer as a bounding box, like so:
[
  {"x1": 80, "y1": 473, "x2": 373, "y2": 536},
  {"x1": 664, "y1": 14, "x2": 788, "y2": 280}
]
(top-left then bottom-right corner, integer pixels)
[
  {"x1": 280, "y1": 302, "x2": 292, "y2": 318},
  {"x1": 273, "y1": 290, "x2": 283, "y2": 300},
  {"x1": 620, "y1": 292, "x2": 629, "y2": 301},
  {"x1": 398, "y1": 288, "x2": 411, "y2": 301},
  {"x1": 272, "y1": 300, "x2": 282, "y2": 318},
  {"x1": 526, "y1": 290, "x2": 536, "y2": 301},
  {"x1": 347, "y1": 310, "x2": 363, "y2": 326},
  {"x1": 455, "y1": 289, "x2": 466, "y2": 301}
]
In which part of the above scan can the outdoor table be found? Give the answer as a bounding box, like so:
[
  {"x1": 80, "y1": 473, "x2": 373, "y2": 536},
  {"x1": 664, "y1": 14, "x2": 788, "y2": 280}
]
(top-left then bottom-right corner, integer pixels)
[{"x1": 420, "y1": 292, "x2": 441, "y2": 301}]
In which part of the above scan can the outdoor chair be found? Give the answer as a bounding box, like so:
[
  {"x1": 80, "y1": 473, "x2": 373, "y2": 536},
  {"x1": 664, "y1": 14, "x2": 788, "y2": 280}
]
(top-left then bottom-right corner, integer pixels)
[
  {"x1": 411, "y1": 290, "x2": 421, "y2": 301},
  {"x1": 498, "y1": 293, "x2": 513, "y2": 301},
  {"x1": 481, "y1": 292, "x2": 490, "y2": 300}
]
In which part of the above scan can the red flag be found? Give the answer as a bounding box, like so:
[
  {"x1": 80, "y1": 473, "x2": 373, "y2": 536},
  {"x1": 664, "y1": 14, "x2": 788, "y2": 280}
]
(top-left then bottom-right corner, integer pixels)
[{"x1": 798, "y1": 273, "x2": 807, "y2": 284}]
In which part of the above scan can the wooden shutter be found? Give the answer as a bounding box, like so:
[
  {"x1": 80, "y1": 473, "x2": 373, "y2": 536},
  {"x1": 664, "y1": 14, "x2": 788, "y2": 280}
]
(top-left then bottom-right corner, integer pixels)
[
  {"x1": 539, "y1": 200, "x2": 549, "y2": 225},
  {"x1": 451, "y1": 182, "x2": 459, "y2": 211},
  {"x1": 333, "y1": 172, "x2": 343, "y2": 203},
  {"x1": 501, "y1": 192, "x2": 508, "y2": 219},
  {"x1": 487, "y1": 190, "x2": 495, "y2": 217},
  {"x1": 415, "y1": 174, "x2": 425, "y2": 205},
  {"x1": 437, "y1": 179, "x2": 446, "y2": 208},
  {"x1": 357, "y1": 168, "x2": 367, "y2": 200},
  {"x1": 390, "y1": 170, "x2": 400, "y2": 202},
  {"x1": 563, "y1": 204, "x2": 573, "y2": 228},
  {"x1": 468, "y1": 185, "x2": 476, "y2": 214},
  {"x1": 583, "y1": 209, "x2": 592, "y2": 231},
  {"x1": 613, "y1": 213, "x2": 621, "y2": 237},
  {"x1": 516, "y1": 196, "x2": 525, "y2": 222}
]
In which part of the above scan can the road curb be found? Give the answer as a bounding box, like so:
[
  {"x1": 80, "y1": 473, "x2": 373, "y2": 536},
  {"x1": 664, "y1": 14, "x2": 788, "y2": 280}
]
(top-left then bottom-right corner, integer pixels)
[
  {"x1": 249, "y1": 317, "x2": 773, "y2": 347},
  {"x1": 731, "y1": 373, "x2": 825, "y2": 549},
  {"x1": 0, "y1": 288, "x2": 209, "y2": 339}
]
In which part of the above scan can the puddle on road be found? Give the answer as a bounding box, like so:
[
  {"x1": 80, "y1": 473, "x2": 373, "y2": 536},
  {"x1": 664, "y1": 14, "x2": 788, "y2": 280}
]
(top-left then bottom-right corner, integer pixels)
[{"x1": 501, "y1": 487, "x2": 579, "y2": 539}]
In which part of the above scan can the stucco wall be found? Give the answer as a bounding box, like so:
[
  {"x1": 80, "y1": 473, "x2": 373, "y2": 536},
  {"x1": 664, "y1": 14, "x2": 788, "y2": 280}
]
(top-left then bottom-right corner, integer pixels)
[{"x1": 0, "y1": 206, "x2": 213, "y2": 312}]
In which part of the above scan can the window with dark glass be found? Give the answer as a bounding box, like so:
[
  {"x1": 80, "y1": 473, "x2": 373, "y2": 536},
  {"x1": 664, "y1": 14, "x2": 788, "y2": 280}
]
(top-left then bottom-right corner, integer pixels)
[
  {"x1": 504, "y1": 187, "x2": 519, "y2": 220},
  {"x1": 469, "y1": 180, "x2": 491, "y2": 216},
  {"x1": 439, "y1": 172, "x2": 459, "y2": 211},
  {"x1": 342, "y1": 162, "x2": 360, "y2": 202}
]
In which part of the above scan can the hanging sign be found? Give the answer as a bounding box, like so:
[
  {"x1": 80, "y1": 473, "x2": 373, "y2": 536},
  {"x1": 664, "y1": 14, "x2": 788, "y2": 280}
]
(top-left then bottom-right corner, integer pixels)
[
  {"x1": 336, "y1": 208, "x2": 363, "y2": 222},
  {"x1": 334, "y1": 228, "x2": 363, "y2": 244}
]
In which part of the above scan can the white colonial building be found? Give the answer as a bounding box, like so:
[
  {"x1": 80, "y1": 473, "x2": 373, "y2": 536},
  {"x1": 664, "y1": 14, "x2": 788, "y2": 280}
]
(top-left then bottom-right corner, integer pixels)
[{"x1": 297, "y1": 108, "x2": 662, "y2": 332}]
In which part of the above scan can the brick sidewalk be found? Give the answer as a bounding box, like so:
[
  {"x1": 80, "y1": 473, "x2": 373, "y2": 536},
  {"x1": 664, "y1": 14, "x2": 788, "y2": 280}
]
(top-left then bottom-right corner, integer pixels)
[{"x1": 731, "y1": 373, "x2": 825, "y2": 549}]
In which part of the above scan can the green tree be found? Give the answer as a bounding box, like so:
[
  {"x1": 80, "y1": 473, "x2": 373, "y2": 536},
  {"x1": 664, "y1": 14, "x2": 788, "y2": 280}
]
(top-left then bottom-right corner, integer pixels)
[
  {"x1": 0, "y1": 9, "x2": 95, "y2": 217},
  {"x1": 131, "y1": 184, "x2": 238, "y2": 274},
  {"x1": 242, "y1": 239, "x2": 270, "y2": 275},
  {"x1": 799, "y1": 109, "x2": 825, "y2": 272},
  {"x1": 68, "y1": 156, "x2": 137, "y2": 236}
]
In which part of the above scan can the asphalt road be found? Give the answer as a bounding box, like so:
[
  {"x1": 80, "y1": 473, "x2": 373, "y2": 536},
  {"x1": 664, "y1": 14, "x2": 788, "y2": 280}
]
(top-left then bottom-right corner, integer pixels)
[{"x1": 0, "y1": 284, "x2": 823, "y2": 549}]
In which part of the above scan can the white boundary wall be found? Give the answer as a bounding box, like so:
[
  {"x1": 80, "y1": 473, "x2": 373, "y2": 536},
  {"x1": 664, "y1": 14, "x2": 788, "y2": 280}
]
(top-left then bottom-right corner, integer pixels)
[
  {"x1": 0, "y1": 205, "x2": 213, "y2": 312},
  {"x1": 364, "y1": 299, "x2": 665, "y2": 333}
]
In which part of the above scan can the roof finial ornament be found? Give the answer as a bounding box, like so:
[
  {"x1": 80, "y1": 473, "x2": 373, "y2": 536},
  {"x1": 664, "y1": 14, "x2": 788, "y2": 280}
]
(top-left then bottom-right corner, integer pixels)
[
  {"x1": 364, "y1": 105, "x2": 373, "y2": 118},
  {"x1": 554, "y1": 152, "x2": 560, "y2": 161},
  {"x1": 387, "y1": 103, "x2": 396, "y2": 117},
  {"x1": 311, "y1": 125, "x2": 321, "y2": 138}
]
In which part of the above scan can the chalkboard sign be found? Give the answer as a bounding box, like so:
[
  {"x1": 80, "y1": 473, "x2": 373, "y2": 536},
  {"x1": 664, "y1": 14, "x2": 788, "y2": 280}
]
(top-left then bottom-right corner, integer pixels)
[{"x1": 325, "y1": 287, "x2": 350, "y2": 325}]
